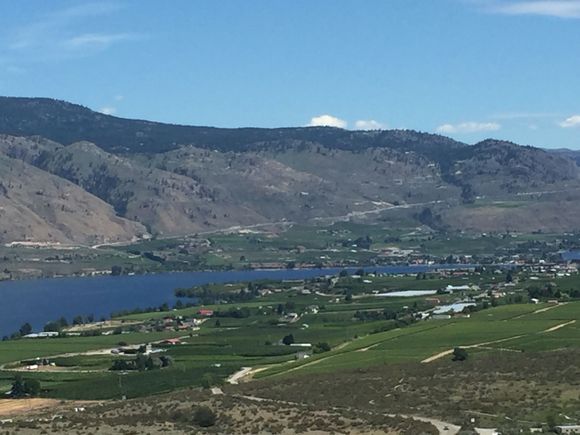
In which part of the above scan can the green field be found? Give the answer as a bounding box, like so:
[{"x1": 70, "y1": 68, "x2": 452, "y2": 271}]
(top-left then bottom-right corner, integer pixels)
[
  {"x1": 4, "y1": 300, "x2": 577, "y2": 400},
  {"x1": 0, "y1": 330, "x2": 185, "y2": 365},
  {"x1": 256, "y1": 302, "x2": 580, "y2": 377}
]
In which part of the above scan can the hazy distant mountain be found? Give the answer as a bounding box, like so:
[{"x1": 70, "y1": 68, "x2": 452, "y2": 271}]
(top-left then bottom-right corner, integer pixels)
[
  {"x1": 0, "y1": 96, "x2": 578, "y2": 244},
  {"x1": 549, "y1": 148, "x2": 580, "y2": 166}
]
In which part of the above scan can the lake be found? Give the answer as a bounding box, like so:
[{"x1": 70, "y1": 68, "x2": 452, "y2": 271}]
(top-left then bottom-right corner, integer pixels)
[
  {"x1": 0, "y1": 264, "x2": 468, "y2": 337},
  {"x1": 562, "y1": 251, "x2": 580, "y2": 261}
]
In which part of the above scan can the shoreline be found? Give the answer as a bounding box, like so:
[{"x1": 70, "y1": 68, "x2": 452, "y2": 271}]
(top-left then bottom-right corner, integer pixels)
[{"x1": 0, "y1": 262, "x2": 482, "y2": 284}]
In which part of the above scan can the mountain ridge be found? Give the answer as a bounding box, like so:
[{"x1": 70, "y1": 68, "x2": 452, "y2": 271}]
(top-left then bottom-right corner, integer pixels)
[
  {"x1": 0, "y1": 96, "x2": 465, "y2": 153},
  {"x1": 0, "y1": 96, "x2": 579, "y2": 244}
]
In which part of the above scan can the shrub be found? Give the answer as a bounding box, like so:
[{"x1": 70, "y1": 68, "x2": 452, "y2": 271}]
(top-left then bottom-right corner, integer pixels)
[
  {"x1": 452, "y1": 347, "x2": 468, "y2": 362},
  {"x1": 314, "y1": 342, "x2": 331, "y2": 353},
  {"x1": 200, "y1": 373, "x2": 214, "y2": 389},
  {"x1": 193, "y1": 406, "x2": 216, "y2": 427}
]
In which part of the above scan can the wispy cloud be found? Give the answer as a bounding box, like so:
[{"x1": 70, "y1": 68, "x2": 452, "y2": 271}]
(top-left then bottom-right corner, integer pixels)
[
  {"x1": 436, "y1": 121, "x2": 501, "y2": 134},
  {"x1": 0, "y1": 2, "x2": 142, "y2": 66},
  {"x1": 64, "y1": 33, "x2": 142, "y2": 50},
  {"x1": 559, "y1": 115, "x2": 580, "y2": 128},
  {"x1": 354, "y1": 119, "x2": 385, "y2": 130},
  {"x1": 485, "y1": 1, "x2": 580, "y2": 18},
  {"x1": 307, "y1": 114, "x2": 347, "y2": 128}
]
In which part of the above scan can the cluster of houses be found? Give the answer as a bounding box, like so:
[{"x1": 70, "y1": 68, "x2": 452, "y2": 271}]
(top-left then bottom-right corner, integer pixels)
[
  {"x1": 520, "y1": 262, "x2": 578, "y2": 277},
  {"x1": 111, "y1": 343, "x2": 168, "y2": 356},
  {"x1": 121, "y1": 310, "x2": 213, "y2": 335}
]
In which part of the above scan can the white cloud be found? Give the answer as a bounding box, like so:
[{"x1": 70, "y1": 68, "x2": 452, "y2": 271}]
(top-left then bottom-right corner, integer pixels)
[
  {"x1": 354, "y1": 119, "x2": 385, "y2": 130},
  {"x1": 99, "y1": 106, "x2": 117, "y2": 115},
  {"x1": 559, "y1": 115, "x2": 580, "y2": 128},
  {"x1": 64, "y1": 33, "x2": 140, "y2": 50},
  {"x1": 307, "y1": 114, "x2": 347, "y2": 128},
  {"x1": 1, "y1": 3, "x2": 141, "y2": 66},
  {"x1": 488, "y1": 1, "x2": 580, "y2": 18},
  {"x1": 436, "y1": 121, "x2": 501, "y2": 134},
  {"x1": 114, "y1": 95, "x2": 124, "y2": 101}
]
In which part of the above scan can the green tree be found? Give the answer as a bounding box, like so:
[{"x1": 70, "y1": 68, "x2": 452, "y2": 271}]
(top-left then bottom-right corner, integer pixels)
[
  {"x1": 135, "y1": 353, "x2": 148, "y2": 371},
  {"x1": 10, "y1": 375, "x2": 25, "y2": 397},
  {"x1": 546, "y1": 414, "x2": 557, "y2": 431},
  {"x1": 111, "y1": 359, "x2": 134, "y2": 371},
  {"x1": 72, "y1": 315, "x2": 84, "y2": 326},
  {"x1": 505, "y1": 270, "x2": 513, "y2": 283},
  {"x1": 44, "y1": 321, "x2": 61, "y2": 332},
  {"x1": 159, "y1": 355, "x2": 173, "y2": 368},
  {"x1": 19, "y1": 322, "x2": 32, "y2": 336},
  {"x1": 282, "y1": 334, "x2": 295, "y2": 345},
  {"x1": 314, "y1": 342, "x2": 331, "y2": 353}
]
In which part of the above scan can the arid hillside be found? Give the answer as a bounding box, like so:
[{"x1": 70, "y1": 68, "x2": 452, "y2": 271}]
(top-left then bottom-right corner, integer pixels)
[{"x1": 0, "y1": 97, "x2": 579, "y2": 243}]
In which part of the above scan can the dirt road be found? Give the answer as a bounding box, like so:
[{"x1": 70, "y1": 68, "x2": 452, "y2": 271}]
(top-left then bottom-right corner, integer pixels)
[{"x1": 421, "y1": 335, "x2": 524, "y2": 363}]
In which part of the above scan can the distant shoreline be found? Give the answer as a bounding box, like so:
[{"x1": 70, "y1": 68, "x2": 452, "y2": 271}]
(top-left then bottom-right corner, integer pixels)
[{"x1": 0, "y1": 262, "x2": 480, "y2": 284}]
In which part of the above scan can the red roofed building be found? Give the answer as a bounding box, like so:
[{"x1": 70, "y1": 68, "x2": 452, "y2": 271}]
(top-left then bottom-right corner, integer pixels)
[
  {"x1": 163, "y1": 338, "x2": 181, "y2": 345},
  {"x1": 198, "y1": 309, "x2": 214, "y2": 317}
]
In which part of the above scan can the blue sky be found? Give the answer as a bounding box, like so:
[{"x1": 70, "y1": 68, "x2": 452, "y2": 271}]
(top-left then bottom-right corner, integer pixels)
[{"x1": 0, "y1": 1, "x2": 579, "y2": 149}]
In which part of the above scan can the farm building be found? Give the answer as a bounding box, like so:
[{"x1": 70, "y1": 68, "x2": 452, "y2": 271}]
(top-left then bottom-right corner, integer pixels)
[
  {"x1": 444, "y1": 284, "x2": 473, "y2": 292},
  {"x1": 555, "y1": 425, "x2": 580, "y2": 434},
  {"x1": 23, "y1": 331, "x2": 59, "y2": 339},
  {"x1": 163, "y1": 338, "x2": 182, "y2": 345}
]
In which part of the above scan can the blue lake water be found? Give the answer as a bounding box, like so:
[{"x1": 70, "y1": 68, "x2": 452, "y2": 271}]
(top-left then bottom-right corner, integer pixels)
[
  {"x1": 562, "y1": 251, "x2": 580, "y2": 261},
  {"x1": 0, "y1": 264, "x2": 468, "y2": 337}
]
